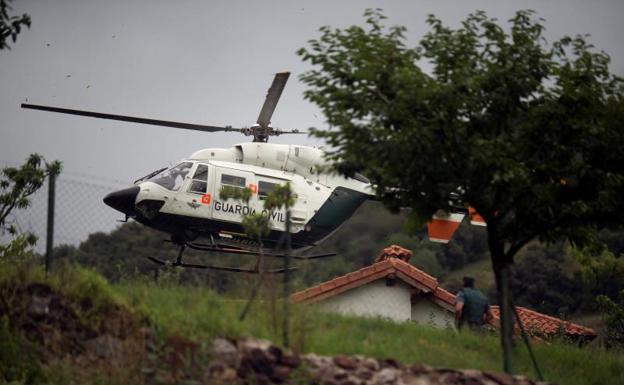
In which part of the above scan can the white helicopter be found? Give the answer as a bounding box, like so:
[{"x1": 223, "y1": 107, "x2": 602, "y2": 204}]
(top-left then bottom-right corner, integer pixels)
[
  {"x1": 22, "y1": 72, "x2": 374, "y2": 272},
  {"x1": 23, "y1": 72, "x2": 484, "y2": 272}
]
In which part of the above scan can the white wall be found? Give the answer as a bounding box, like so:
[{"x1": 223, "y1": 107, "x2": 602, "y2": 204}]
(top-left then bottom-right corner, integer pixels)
[
  {"x1": 315, "y1": 278, "x2": 456, "y2": 329},
  {"x1": 411, "y1": 297, "x2": 456, "y2": 330},
  {"x1": 318, "y1": 280, "x2": 412, "y2": 322}
]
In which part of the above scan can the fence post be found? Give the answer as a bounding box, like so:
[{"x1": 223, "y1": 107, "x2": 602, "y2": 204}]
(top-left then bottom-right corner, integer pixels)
[
  {"x1": 45, "y1": 170, "x2": 57, "y2": 276},
  {"x1": 282, "y1": 210, "x2": 291, "y2": 347}
]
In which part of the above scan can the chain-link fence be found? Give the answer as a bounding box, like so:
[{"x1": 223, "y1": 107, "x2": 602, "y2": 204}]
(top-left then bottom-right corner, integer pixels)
[{"x1": 1, "y1": 161, "x2": 131, "y2": 253}]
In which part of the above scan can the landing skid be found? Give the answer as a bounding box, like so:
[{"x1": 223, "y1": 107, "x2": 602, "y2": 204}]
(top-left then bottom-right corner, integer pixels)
[
  {"x1": 185, "y1": 241, "x2": 337, "y2": 260},
  {"x1": 148, "y1": 240, "x2": 336, "y2": 274},
  {"x1": 147, "y1": 256, "x2": 294, "y2": 274}
]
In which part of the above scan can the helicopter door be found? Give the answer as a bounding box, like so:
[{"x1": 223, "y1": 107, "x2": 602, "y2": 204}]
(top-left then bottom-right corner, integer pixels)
[
  {"x1": 173, "y1": 163, "x2": 213, "y2": 219},
  {"x1": 213, "y1": 168, "x2": 257, "y2": 225},
  {"x1": 256, "y1": 178, "x2": 307, "y2": 233}
]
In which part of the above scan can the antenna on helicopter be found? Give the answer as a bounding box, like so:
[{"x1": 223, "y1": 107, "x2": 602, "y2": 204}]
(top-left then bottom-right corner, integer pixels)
[{"x1": 21, "y1": 72, "x2": 305, "y2": 142}]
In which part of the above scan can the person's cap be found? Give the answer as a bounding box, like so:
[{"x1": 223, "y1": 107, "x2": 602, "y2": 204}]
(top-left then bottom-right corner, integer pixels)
[{"x1": 463, "y1": 276, "x2": 475, "y2": 287}]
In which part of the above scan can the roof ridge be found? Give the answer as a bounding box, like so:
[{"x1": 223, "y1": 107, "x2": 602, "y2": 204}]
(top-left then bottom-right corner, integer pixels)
[
  {"x1": 390, "y1": 258, "x2": 439, "y2": 289},
  {"x1": 292, "y1": 257, "x2": 447, "y2": 303}
]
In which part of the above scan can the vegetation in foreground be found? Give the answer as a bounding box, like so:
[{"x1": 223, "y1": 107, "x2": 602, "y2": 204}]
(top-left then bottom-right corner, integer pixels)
[
  {"x1": 1, "y1": 260, "x2": 623, "y2": 385},
  {"x1": 115, "y1": 280, "x2": 624, "y2": 385}
]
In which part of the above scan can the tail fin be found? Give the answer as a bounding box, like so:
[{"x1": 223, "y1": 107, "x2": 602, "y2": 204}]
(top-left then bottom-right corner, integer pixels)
[{"x1": 427, "y1": 212, "x2": 465, "y2": 243}]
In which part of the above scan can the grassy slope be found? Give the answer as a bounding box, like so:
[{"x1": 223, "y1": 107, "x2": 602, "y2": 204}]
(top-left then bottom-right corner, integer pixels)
[
  {"x1": 440, "y1": 258, "x2": 495, "y2": 290},
  {"x1": 113, "y1": 282, "x2": 624, "y2": 385}
]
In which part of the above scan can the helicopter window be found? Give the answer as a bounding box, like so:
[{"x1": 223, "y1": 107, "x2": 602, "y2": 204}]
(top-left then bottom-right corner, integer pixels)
[
  {"x1": 258, "y1": 181, "x2": 278, "y2": 200},
  {"x1": 188, "y1": 164, "x2": 208, "y2": 194},
  {"x1": 192, "y1": 164, "x2": 208, "y2": 181},
  {"x1": 221, "y1": 174, "x2": 246, "y2": 189},
  {"x1": 149, "y1": 162, "x2": 193, "y2": 191}
]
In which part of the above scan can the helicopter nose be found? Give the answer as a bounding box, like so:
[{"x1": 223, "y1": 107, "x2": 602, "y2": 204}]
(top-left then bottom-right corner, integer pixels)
[{"x1": 103, "y1": 186, "x2": 139, "y2": 215}]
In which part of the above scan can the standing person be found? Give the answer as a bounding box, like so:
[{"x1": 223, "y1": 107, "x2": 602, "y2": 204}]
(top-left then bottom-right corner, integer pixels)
[{"x1": 455, "y1": 276, "x2": 494, "y2": 330}]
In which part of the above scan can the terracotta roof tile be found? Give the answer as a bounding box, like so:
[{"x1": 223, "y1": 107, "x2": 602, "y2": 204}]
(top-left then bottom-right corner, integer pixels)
[
  {"x1": 433, "y1": 287, "x2": 456, "y2": 306},
  {"x1": 490, "y1": 306, "x2": 596, "y2": 338}
]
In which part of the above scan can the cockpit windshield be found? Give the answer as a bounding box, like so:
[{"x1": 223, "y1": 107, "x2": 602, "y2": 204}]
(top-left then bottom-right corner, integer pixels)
[{"x1": 149, "y1": 162, "x2": 193, "y2": 191}]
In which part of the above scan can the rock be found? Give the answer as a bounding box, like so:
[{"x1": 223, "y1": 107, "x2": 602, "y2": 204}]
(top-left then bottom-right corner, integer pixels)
[
  {"x1": 461, "y1": 369, "x2": 483, "y2": 378},
  {"x1": 251, "y1": 373, "x2": 272, "y2": 385},
  {"x1": 211, "y1": 338, "x2": 238, "y2": 367},
  {"x1": 438, "y1": 370, "x2": 463, "y2": 384},
  {"x1": 280, "y1": 352, "x2": 301, "y2": 368},
  {"x1": 362, "y1": 357, "x2": 380, "y2": 371},
  {"x1": 304, "y1": 353, "x2": 322, "y2": 368},
  {"x1": 399, "y1": 371, "x2": 431, "y2": 385},
  {"x1": 511, "y1": 375, "x2": 533, "y2": 385},
  {"x1": 244, "y1": 348, "x2": 275, "y2": 375},
  {"x1": 483, "y1": 371, "x2": 514, "y2": 385},
  {"x1": 334, "y1": 355, "x2": 359, "y2": 370},
  {"x1": 221, "y1": 367, "x2": 237, "y2": 382},
  {"x1": 238, "y1": 338, "x2": 274, "y2": 353},
  {"x1": 355, "y1": 368, "x2": 374, "y2": 380},
  {"x1": 85, "y1": 335, "x2": 122, "y2": 359},
  {"x1": 375, "y1": 367, "x2": 399, "y2": 384},
  {"x1": 191, "y1": 337, "x2": 556, "y2": 385},
  {"x1": 382, "y1": 358, "x2": 401, "y2": 369},
  {"x1": 409, "y1": 364, "x2": 432, "y2": 375},
  {"x1": 270, "y1": 365, "x2": 292, "y2": 383},
  {"x1": 28, "y1": 295, "x2": 51, "y2": 317},
  {"x1": 334, "y1": 369, "x2": 348, "y2": 380},
  {"x1": 206, "y1": 360, "x2": 227, "y2": 376}
]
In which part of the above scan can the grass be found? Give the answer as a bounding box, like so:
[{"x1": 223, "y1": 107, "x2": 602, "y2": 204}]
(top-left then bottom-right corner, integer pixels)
[{"x1": 113, "y1": 280, "x2": 624, "y2": 385}]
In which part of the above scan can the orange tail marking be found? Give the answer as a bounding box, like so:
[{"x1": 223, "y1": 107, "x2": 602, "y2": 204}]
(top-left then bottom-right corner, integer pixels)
[
  {"x1": 468, "y1": 206, "x2": 486, "y2": 226},
  {"x1": 427, "y1": 212, "x2": 465, "y2": 243}
]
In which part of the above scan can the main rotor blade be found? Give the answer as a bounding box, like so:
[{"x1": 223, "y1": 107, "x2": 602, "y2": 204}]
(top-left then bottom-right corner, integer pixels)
[
  {"x1": 272, "y1": 128, "x2": 307, "y2": 136},
  {"x1": 21, "y1": 103, "x2": 241, "y2": 133},
  {"x1": 256, "y1": 72, "x2": 290, "y2": 128}
]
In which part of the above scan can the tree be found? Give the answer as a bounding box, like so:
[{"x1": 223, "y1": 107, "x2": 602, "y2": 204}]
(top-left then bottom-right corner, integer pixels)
[
  {"x1": 596, "y1": 290, "x2": 624, "y2": 348},
  {"x1": 0, "y1": 0, "x2": 30, "y2": 50},
  {"x1": 298, "y1": 9, "x2": 624, "y2": 373},
  {"x1": 0, "y1": 154, "x2": 62, "y2": 259}
]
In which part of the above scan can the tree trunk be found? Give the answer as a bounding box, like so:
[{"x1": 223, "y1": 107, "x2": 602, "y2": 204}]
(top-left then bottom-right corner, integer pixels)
[
  {"x1": 493, "y1": 258, "x2": 514, "y2": 374},
  {"x1": 488, "y1": 223, "x2": 514, "y2": 374}
]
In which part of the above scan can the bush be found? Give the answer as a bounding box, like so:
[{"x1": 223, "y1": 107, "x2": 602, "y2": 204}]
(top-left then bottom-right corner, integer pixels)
[{"x1": 597, "y1": 290, "x2": 624, "y2": 349}]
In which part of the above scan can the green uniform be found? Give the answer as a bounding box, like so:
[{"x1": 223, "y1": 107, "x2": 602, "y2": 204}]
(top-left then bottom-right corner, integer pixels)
[{"x1": 456, "y1": 287, "x2": 490, "y2": 328}]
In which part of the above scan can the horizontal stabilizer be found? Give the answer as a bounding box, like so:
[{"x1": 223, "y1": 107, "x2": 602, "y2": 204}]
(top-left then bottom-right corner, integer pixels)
[
  {"x1": 469, "y1": 206, "x2": 487, "y2": 226},
  {"x1": 427, "y1": 212, "x2": 465, "y2": 243}
]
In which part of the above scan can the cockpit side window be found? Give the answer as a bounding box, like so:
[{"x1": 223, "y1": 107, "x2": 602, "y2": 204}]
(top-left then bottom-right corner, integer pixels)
[
  {"x1": 149, "y1": 162, "x2": 193, "y2": 191},
  {"x1": 188, "y1": 164, "x2": 208, "y2": 194}
]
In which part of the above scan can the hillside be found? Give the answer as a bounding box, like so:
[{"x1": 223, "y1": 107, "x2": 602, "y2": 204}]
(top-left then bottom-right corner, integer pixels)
[{"x1": 1, "y1": 260, "x2": 622, "y2": 385}]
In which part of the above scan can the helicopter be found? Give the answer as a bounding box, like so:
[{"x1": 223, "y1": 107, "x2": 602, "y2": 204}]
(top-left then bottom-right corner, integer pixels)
[
  {"x1": 22, "y1": 72, "x2": 486, "y2": 272},
  {"x1": 22, "y1": 72, "x2": 373, "y2": 273}
]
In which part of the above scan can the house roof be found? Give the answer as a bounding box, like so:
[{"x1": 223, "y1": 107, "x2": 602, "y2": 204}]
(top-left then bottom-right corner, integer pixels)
[
  {"x1": 490, "y1": 306, "x2": 596, "y2": 339},
  {"x1": 291, "y1": 255, "x2": 456, "y2": 311},
  {"x1": 292, "y1": 250, "x2": 596, "y2": 339}
]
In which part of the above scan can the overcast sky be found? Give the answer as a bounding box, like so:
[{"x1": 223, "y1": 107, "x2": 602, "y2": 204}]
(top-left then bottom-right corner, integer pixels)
[{"x1": 2, "y1": 0, "x2": 623, "y2": 185}]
